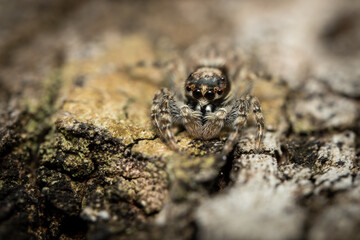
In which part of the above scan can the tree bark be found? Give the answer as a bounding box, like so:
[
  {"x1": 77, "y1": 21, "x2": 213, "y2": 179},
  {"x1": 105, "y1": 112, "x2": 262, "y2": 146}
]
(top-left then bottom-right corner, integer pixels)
[{"x1": 0, "y1": 1, "x2": 359, "y2": 239}]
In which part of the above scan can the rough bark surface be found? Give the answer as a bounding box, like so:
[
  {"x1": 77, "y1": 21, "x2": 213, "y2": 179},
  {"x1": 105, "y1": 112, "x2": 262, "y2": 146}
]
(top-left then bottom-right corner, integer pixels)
[{"x1": 0, "y1": 0, "x2": 359, "y2": 239}]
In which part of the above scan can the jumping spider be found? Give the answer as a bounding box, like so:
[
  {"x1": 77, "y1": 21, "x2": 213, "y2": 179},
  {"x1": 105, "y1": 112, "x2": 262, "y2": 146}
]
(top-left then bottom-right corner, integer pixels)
[{"x1": 151, "y1": 43, "x2": 265, "y2": 157}]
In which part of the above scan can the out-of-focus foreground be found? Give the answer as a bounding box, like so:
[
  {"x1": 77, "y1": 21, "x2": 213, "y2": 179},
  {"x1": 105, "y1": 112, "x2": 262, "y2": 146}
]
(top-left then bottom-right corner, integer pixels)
[{"x1": 0, "y1": 0, "x2": 359, "y2": 239}]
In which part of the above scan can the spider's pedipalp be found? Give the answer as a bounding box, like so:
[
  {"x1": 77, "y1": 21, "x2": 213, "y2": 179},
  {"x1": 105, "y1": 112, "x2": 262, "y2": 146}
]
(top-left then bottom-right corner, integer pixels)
[
  {"x1": 203, "y1": 108, "x2": 227, "y2": 139},
  {"x1": 180, "y1": 105, "x2": 202, "y2": 139}
]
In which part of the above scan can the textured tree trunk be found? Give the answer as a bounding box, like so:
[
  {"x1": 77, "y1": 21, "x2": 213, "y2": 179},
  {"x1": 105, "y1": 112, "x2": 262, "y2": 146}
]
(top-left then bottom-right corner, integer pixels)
[{"x1": 0, "y1": 1, "x2": 359, "y2": 239}]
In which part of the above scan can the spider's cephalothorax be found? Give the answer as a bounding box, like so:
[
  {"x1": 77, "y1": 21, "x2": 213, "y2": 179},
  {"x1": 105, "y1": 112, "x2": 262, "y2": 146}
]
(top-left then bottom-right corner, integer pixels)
[
  {"x1": 184, "y1": 67, "x2": 230, "y2": 111},
  {"x1": 151, "y1": 45, "x2": 265, "y2": 156}
]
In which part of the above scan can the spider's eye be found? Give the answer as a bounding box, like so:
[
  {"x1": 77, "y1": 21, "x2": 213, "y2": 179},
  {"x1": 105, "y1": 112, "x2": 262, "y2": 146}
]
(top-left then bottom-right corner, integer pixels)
[
  {"x1": 205, "y1": 90, "x2": 215, "y2": 100},
  {"x1": 217, "y1": 89, "x2": 223, "y2": 95},
  {"x1": 193, "y1": 89, "x2": 202, "y2": 99},
  {"x1": 186, "y1": 86, "x2": 191, "y2": 92}
]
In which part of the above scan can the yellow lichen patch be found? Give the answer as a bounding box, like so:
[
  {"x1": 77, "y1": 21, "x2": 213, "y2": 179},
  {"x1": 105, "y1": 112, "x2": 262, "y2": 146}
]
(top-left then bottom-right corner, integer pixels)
[
  {"x1": 108, "y1": 119, "x2": 155, "y2": 146},
  {"x1": 132, "y1": 138, "x2": 175, "y2": 159},
  {"x1": 62, "y1": 34, "x2": 157, "y2": 82},
  {"x1": 55, "y1": 34, "x2": 161, "y2": 145},
  {"x1": 175, "y1": 132, "x2": 207, "y2": 155},
  {"x1": 131, "y1": 130, "x2": 220, "y2": 161},
  {"x1": 131, "y1": 131, "x2": 199, "y2": 159}
]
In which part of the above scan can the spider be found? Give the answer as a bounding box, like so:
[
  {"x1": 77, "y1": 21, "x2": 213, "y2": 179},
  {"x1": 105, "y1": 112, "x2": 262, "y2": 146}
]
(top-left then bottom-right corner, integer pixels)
[{"x1": 150, "y1": 43, "x2": 265, "y2": 157}]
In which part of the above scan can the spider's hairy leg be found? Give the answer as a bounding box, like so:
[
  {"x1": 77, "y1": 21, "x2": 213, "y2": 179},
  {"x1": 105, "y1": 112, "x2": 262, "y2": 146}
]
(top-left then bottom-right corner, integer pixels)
[
  {"x1": 151, "y1": 88, "x2": 179, "y2": 151},
  {"x1": 222, "y1": 99, "x2": 250, "y2": 155},
  {"x1": 180, "y1": 106, "x2": 202, "y2": 139},
  {"x1": 247, "y1": 95, "x2": 265, "y2": 150},
  {"x1": 202, "y1": 108, "x2": 227, "y2": 139}
]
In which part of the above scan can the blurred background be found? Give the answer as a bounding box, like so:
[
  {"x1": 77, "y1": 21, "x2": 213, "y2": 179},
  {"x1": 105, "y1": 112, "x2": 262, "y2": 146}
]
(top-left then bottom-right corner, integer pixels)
[{"x1": 1, "y1": 0, "x2": 360, "y2": 96}]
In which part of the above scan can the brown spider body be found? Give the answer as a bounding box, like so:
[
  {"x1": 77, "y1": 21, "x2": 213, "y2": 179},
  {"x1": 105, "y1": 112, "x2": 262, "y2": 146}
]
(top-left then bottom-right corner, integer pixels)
[{"x1": 151, "y1": 42, "x2": 265, "y2": 156}]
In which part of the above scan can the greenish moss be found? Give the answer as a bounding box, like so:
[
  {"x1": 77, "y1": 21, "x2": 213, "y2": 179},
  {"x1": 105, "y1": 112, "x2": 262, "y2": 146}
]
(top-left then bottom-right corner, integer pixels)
[{"x1": 14, "y1": 70, "x2": 64, "y2": 160}]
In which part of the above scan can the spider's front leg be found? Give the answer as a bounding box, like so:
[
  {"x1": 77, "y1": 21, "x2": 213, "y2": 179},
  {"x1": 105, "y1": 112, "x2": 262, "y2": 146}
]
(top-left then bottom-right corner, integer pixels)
[
  {"x1": 247, "y1": 95, "x2": 265, "y2": 150},
  {"x1": 151, "y1": 88, "x2": 179, "y2": 151},
  {"x1": 222, "y1": 99, "x2": 250, "y2": 155},
  {"x1": 151, "y1": 88, "x2": 203, "y2": 150}
]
